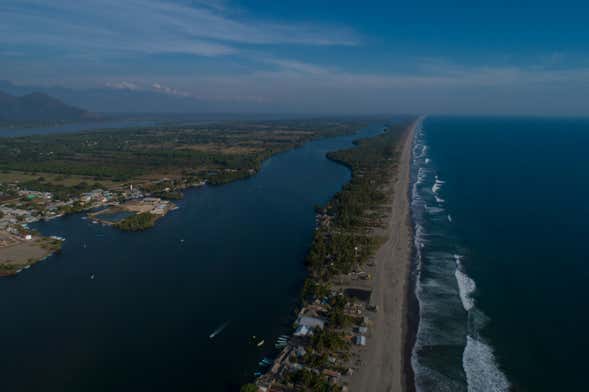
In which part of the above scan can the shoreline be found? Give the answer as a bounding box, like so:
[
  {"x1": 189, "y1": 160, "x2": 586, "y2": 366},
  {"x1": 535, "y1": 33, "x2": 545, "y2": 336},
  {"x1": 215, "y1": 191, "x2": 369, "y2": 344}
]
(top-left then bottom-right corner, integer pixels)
[{"x1": 348, "y1": 117, "x2": 419, "y2": 392}]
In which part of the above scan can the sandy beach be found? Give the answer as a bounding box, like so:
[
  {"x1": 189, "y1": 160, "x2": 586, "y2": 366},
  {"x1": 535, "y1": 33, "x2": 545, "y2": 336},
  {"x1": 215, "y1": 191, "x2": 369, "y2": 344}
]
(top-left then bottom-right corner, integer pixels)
[{"x1": 348, "y1": 118, "x2": 418, "y2": 392}]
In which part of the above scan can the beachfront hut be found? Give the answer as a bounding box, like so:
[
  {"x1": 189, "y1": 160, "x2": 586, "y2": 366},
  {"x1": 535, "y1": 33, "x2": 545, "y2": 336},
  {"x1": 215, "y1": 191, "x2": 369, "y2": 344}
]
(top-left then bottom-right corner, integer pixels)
[
  {"x1": 296, "y1": 316, "x2": 325, "y2": 330},
  {"x1": 294, "y1": 325, "x2": 311, "y2": 337},
  {"x1": 356, "y1": 326, "x2": 368, "y2": 334},
  {"x1": 354, "y1": 336, "x2": 367, "y2": 346}
]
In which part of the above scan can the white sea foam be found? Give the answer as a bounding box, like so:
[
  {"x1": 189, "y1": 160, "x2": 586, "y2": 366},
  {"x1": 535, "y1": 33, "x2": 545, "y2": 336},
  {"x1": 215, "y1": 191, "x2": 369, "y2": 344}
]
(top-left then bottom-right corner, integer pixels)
[
  {"x1": 454, "y1": 254, "x2": 476, "y2": 312},
  {"x1": 432, "y1": 176, "x2": 445, "y2": 194},
  {"x1": 410, "y1": 124, "x2": 510, "y2": 392},
  {"x1": 455, "y1": 269, "x2": 476, "y2": 312},
  {"x1": 417, "y1": 167, "x2": 426, "y2": 184},
  {"x1": 426, "y1": 206, "x2": 445, "y2": 215},
  {"x1": 413, "y1": 356, "x2": 466, "y2": 392},
  {"x1": 463, "y1": 336, "x2": 510, "y2": 392}
]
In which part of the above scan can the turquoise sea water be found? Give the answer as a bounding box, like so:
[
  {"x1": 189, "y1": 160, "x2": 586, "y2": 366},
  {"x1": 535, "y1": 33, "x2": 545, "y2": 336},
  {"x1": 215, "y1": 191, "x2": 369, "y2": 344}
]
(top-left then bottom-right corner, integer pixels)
[
  {"x1": 411, "y1": 116, "x2": 589, "y2": 391},
  {"x1": 0, "y1": 124, "x2": 385, "y2": 391}
]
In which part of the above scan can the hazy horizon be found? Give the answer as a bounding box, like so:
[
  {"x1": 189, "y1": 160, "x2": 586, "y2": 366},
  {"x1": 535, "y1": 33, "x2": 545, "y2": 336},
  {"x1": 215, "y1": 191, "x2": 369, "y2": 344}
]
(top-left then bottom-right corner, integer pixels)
[{"x1": 2, "y1": 1, "x2": 589, "y2": 116}]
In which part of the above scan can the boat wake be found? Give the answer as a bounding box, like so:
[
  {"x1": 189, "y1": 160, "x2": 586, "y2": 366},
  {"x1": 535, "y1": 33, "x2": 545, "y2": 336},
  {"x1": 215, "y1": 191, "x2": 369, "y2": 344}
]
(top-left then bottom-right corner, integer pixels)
[{"x1": 209, "y1": 321, "x2": 229, "y2": 339}]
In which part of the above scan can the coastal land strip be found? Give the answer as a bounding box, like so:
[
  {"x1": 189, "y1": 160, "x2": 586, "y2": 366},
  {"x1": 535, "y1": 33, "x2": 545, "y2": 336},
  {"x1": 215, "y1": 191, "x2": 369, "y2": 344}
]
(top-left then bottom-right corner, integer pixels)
[
  {"x1": 246, "y1": 116, "x2": 418, "y2": 392},
  {"x1": 348, "y1": 117, "x2": 418, "y2": 392}
]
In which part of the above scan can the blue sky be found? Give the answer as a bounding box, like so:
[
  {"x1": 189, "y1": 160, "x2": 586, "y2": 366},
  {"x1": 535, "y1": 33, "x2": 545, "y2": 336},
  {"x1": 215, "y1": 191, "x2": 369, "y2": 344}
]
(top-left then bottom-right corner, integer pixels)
[{"x1": 2, "y1": 0, "x2": 589, "y2": 114}]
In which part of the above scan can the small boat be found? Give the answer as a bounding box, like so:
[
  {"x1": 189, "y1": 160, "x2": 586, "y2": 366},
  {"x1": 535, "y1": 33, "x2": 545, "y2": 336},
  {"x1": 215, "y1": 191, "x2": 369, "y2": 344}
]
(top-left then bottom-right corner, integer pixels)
[
  {"x1": 257, "y1": 340, "x2": 264, "y2": 347},
  {"x1": 90, "y1": 274, "x2": 95, "y2": 280},
  {"x1": 209, "y1": 321, "x2": 229, "y2": 339}
]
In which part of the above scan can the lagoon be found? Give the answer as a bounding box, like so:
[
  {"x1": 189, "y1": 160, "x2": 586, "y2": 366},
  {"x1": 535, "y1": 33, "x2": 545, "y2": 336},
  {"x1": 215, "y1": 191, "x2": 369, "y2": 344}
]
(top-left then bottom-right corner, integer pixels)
[{"x1": 0, "y1": 123, "x2": 385, "y2": 391}]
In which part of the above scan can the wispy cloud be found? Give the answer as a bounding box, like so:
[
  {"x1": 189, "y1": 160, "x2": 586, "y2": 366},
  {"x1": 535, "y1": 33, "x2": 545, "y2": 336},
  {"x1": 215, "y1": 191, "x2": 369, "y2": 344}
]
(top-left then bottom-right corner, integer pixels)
[
  {"x1": 105, "y1": 80, "x2": 190, "y2": 96},
  {"x1": 105, "y1": 81, "x2": 140, "y2": 91},
  {"x1": 264, "y1": 58, "x2": 331, "y2": 75},
  {"x1": 0, "y1": 0, "x2": 359, "y2": 58}
]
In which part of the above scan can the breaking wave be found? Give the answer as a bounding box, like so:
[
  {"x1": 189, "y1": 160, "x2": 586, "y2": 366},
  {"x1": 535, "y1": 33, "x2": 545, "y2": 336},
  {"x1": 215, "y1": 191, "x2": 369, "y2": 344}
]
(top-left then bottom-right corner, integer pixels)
[
  {"x1": 454, "y1": 255, "x2": 476, "y2": 312},
  {"x1": 463, "y1": 336, "x2": 510, "y2": 392},
  {"x1": 410, "y1": 120, "x2": 509, "y2": 392}
]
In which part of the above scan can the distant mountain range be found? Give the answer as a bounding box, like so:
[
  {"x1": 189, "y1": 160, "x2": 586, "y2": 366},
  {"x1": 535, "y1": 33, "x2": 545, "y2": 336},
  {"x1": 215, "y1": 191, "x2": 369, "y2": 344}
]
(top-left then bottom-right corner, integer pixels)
[
  {"x1": 0, "y1": 90, "x2": 96, "y2": 123},
  {"x1": 0, "y1": 80, "x2": 210, "y2": 114}
]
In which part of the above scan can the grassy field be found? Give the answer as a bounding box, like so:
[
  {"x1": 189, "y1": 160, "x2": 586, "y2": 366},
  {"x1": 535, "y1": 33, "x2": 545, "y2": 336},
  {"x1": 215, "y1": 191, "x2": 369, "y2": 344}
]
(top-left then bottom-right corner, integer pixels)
[
  {"x1": 0, "y1": 235, "x2": 61, "y2": 275},
  {"x1": 0, "y1": 170, "x2": 120, "y2": 188},
  {"x1": 0, "y1": 118, "x2": 382, "y2": 193}
]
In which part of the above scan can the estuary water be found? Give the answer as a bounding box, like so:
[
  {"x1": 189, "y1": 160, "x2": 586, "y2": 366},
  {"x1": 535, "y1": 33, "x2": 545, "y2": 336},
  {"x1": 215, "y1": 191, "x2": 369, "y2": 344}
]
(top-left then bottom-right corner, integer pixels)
[
  {"x1": 0, "y1": 123, "x2": 385, "y2": 391},
  {"x1": 411, "y1": 116, "x2": 589, "y2": 391},
  {"x1": 0, "y1": 120, "x2": 156, "y2": 137}
]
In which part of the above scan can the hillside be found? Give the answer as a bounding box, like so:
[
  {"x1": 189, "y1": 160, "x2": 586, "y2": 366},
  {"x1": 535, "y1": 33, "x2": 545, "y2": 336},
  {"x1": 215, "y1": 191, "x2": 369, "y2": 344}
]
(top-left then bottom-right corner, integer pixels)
[{"x1": 0, "y1": 90, "x2": 94, "y2": 123}]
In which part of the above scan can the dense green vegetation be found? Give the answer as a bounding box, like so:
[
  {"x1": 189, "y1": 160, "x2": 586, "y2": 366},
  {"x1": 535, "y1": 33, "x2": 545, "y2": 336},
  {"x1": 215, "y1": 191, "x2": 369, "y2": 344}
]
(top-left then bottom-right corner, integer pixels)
[
  {"x1": 0, "y1": 119, "x2": 375, "y2": 184},
  {"x1": 240, "y1": 384, "x2": 258, "y2": 392},
  {"x1": 245, "y1": 119, "x2": 413, "y2": 390},
  {"x1": 114, "y1": 212, "x2": 156, "y2": 231},
  {"x1": 21, "y1": 178, "x2": 104, "y2": 200},
  {"x1": 286, "y1": 369, "x2": 342, "y2": 392},
  {"x1": 303, "y1": 122, "x2": 407, "y2": 288},
  {"x1": 294, "y1": 120, "x2": 410, "y2": 382}
]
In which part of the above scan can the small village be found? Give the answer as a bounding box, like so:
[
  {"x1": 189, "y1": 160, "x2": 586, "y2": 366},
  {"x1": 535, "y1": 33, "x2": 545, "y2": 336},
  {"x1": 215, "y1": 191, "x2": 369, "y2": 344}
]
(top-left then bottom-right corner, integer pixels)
[
  {"x1": 0, "y1": 176, "x2": 205, "y2": 275},
  {"x1": 247, "y1": 209, "x2": 379, "y2": 392}
]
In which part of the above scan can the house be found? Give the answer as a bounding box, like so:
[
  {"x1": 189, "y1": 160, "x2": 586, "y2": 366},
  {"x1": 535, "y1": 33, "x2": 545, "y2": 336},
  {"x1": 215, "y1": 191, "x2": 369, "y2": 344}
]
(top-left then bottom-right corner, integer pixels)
[
  {"x1": 296, "y1": 316, "x2": 325, "y2": 330},
  {"x1": 355, "y1": 326, "x2": 368, "y2": 334},
  {"x1": 354, "y1": 336, "x2": 366, "y2": 346},
  {"x1": 294, "y1": 325, "x2": 311, "y2": 337},
  {"x1": 322, "y1": 369, "x2": 341, "y2": 379}
]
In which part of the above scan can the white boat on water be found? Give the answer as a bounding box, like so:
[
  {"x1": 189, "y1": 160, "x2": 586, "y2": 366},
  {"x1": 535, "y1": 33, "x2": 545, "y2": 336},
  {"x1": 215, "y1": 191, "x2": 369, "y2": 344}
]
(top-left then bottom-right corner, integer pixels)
[{"x1": 209, "y1": 321, "x2": 229, "y2": 339}]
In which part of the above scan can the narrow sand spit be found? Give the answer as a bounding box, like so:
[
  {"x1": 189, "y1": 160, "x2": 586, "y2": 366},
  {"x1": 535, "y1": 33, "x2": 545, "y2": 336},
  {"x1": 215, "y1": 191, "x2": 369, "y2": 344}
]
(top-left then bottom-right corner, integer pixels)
[{"x1": 348, "y1": 118, "x2": 418, "y2": 392}]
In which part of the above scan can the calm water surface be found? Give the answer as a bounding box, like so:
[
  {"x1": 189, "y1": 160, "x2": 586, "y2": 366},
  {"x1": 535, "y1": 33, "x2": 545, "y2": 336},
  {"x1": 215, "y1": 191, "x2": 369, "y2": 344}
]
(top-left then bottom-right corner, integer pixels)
[
  {"x1": 0, "y1": 124, "x2": 385, "y2": 391},
  {"x1": 0, "y1": 120, "x2": 156, "y2": 137}
]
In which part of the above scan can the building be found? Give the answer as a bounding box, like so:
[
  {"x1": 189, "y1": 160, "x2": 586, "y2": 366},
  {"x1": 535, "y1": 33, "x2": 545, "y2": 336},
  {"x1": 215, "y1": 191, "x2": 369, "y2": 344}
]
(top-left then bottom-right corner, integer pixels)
[
  {"x1": 296, "y1": 316, "x2": 326, "y2": 330},
  {"x1": 354, "y1": 336, "x2": 366, "y2": 346}
]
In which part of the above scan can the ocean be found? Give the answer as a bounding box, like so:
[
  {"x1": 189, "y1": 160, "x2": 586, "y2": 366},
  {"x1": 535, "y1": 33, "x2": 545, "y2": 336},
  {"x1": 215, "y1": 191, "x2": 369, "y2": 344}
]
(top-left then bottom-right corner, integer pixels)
[{"x1": 410, "y1": 116, "x2": 589, "y2": 391}]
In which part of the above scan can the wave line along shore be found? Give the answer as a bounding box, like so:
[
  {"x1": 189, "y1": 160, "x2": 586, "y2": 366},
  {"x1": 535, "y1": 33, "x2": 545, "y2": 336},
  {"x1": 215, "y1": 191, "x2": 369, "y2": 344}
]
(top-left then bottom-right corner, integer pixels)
[{"x1": 348, "y1": 117, "x2": 420, "y2": 392}]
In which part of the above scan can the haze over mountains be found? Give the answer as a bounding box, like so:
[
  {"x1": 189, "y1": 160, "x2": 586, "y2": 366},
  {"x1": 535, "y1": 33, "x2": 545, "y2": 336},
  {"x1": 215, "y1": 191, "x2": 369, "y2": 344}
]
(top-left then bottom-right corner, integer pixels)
[
  {"x1": 0, "y1": 80, "x2": 214, "y2": 114},
  {"x1": 0, "y1": 89, "x2": 96, "y2": 123}
]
